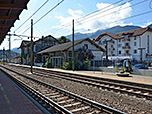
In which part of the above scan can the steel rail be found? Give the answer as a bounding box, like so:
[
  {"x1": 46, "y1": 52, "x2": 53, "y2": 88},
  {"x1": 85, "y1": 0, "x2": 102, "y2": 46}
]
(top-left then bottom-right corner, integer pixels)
[
  {"x1": 0, "y1": 67, "x2": 72, "y2": 114},
  {"x1": 4, "y1": 64, "x2": 152, "y2": 100},
  {"x1": 0, "y1": 64, "x2": 126, "y2": 114}
]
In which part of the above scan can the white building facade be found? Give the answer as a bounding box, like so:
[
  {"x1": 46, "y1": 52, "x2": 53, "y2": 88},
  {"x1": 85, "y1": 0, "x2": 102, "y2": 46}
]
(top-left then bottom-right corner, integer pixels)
[{"x1": 95, "y1": 27, "x2": 152, "y2": 62}]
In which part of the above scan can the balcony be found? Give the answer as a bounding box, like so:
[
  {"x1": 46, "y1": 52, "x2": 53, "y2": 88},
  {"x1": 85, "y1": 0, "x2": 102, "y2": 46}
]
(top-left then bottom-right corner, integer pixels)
[
  {"x1": 108, "y1": 47, "x2": 115, "y2": 51},
  {"x1": 122, "y1": 38, "x2": 130, "y2": 42},
  {"x1": 122, "y1": 53, "x2": 131, "y2": 56},
  {"x1": 108, "y1": 40, "x2": 115, "y2": 44},
  {"x1": 122, "y1": 46, "x2": 130, "y2": 50},
  {"x1": 98, "y1": 41, "x2": 106, "y2": 45},
  {"x1": 100, "y1": 39, "x2": 115, "y2": 45}
]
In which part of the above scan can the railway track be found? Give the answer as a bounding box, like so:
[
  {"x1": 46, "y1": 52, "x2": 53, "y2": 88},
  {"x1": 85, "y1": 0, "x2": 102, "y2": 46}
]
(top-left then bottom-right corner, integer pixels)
[
  {"x1": 5, "y1": 64, "x2": 152, "y2": 101},
  {"x1": 0, "y1": 64, "x2": 125, "y2": 114}
]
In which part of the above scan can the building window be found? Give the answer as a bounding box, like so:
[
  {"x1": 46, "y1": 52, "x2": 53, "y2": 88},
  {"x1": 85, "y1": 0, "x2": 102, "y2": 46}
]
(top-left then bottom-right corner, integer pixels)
[
  {"x1": 126, "y1": 50, "x2": 129, "y2": 54},
  {"x1": 119, "y1": 39, "x2": 121, "y2": 42},
  {"x1": 134, "y1": 37, "x2": 136, "y2": 40},
  {"x1": 84, "y1": 44, "x2": 88, "y2": 49},
  {"x1": 134, "y1": 42, "x2": 136, "y2": 46},
  {"x1": 126, "y1": 43, "x2": 129, "y2": 46},
  {"x1": 134, "y1": 50, "x2": 137, "y2": 54},
  {"x1": 118, "y1": 44, "x2": 121, "y2": 47},
  {"x1": 99, "y1": 40, "x2": 101, "y2": 44},
  {"x1": 119, "y1": 51, "x2": 121, "y2": 54}
]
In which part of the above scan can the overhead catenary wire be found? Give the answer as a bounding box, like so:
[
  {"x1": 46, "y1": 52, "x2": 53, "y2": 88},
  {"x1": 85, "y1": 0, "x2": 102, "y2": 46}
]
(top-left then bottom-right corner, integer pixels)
[
  {"x1": 75, "y1": 0, "x2": 150, "y2": 25},
  {"x1": 149, "y1": 0, "x2": 152, "y2": 9},
  {"x1": 22, "y1": 0, "x2": 64, "y2": 34},
  {"x1": 3, "y1": 0, "x2": 152, "y2": 49},
  {"x1": 44, "y1": 0, "x2": 151, "y2": 35},
  {"x1": 42, "y1": 0, "x2": 134, "y2": 34},
  {"x1": 43, "y1": 0, "x2": 125, "y2": 34},
  {"x1": 14, "y1": 0, "x2": 50, "y2": 33}
]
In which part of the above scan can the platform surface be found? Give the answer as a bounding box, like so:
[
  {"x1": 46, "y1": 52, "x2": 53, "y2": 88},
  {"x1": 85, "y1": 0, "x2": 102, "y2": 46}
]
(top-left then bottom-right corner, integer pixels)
[
  {"x1": 8, "y1": 63, "x2": 152, "y2": 85},
  {"x1": 36, "y1": 66, "x2": 152, "y2": 85},
  {"x1": 0, "y1": 70, "x2": 43, "y2": 114}
]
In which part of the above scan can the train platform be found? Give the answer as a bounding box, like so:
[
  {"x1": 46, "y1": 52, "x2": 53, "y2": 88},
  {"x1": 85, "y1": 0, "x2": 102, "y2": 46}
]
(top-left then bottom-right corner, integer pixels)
[
  {"x1": 7, "y1": 63, "x2": 152, "y2": 85},
  {"x1": 0, "y1": 70, "x2": 43, "y2": 114},
  {"x1": 46, "y1": 68, "x2": 152, "y2": 85}
]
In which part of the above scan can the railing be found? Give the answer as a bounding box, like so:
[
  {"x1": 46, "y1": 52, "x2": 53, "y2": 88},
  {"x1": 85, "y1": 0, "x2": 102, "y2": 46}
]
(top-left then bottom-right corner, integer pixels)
[
  {"x1": 122, "y1": 46, "x2": 130, "y2": 49},
  {"x1": 108, "y1": 47, "x2": 115, "y2": 51},
  {"x1": 122, "y1": 38, "x2": 130, "y2": 42}
]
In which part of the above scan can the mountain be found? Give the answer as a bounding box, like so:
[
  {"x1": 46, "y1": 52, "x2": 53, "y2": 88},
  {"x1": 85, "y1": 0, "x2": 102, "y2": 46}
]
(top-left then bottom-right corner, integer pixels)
[
  {"x1": 0, "y1": 50, "x2": 19, "y2": 60},
  {"x1": 12, "y1": 47, "x2": 21, "y2": 54},
  {"x1": 66, "y1": 25, "x2": 141, "y2": 40},
  {"x1": 148, "y1": 23, "x2": 152, "y2": 29}
]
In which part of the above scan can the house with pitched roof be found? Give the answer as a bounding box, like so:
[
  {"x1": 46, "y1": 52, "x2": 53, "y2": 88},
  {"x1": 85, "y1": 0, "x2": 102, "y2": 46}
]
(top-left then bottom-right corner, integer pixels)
[
  {"x1": 37, "y1": 38, "x2": 105, "y2": 68},
  {"x1": 20, "y1": 40, "x2": 31, "y2": 64},
  {"x1": 95, "y1": 27, "x2": 152, "y2": 62},
  {"x1": 19, "y1": 35, "x2": 60, "y2": 65}
]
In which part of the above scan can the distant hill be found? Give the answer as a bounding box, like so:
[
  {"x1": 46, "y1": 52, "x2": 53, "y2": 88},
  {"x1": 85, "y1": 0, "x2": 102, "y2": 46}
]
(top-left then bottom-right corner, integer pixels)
[
  {"x1": 12, "y1": 47, "x2": 21, "y2": 54},
  {"x1": 148, "y1": 23, "x2": 152, "y2": 29},
  {"x1": 0, "y1": 50, "x2": 19, "y2": 60},
  {"x1": 66, "y1": 25, "x2": 141, "y2": 40}
]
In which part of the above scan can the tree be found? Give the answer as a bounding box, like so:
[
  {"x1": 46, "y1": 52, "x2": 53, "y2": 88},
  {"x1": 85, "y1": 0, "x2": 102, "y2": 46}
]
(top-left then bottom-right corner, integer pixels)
[
  {"x1": 78, "y1": 48, "x2": 94, "y2": 61},
  {"x1": 58, "y1": 36, "x2": 71, "y2": 43},
  {"x1": 78, "y1": 48, "x2": 94, "y2": 69}
]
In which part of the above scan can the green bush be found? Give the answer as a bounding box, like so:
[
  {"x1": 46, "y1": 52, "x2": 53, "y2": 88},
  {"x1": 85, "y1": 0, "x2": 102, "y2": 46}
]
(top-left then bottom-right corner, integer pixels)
[
  {"x1": 42, "y1": 58, "x2": 53, "y2": 68},
  {"x1": 61, "y1": 61, "x2": 71, "y2": 70},
  {"x1": 61, "y1": 59, "x2": 80, "y2": 70},
  {"x1": 84, "y1": 57, "x2": 89, "y2": 70}
]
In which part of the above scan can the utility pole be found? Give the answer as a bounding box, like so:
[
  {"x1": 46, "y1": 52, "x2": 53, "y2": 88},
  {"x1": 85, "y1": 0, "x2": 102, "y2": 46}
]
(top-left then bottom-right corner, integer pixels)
[
  {"x1": 3, "y1": 48, "x2": 5, "y2": 65},
  {"x1": 8, "y1": 34, "x2": 11, "y2": 62},
  {"x1": 30, "y1": 19, "x2": 33, "y2": 73},
  {"x1": 72, "y1": 19, "x2": 75, "y2": 71}
]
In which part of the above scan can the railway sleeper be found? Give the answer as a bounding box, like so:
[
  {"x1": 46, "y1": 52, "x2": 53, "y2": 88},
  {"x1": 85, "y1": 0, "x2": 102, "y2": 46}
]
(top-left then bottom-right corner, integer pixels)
[
  {"x1": 45, "y1": 92, "x2": 60, "y2": 96},
  {"x1": 63, "y1": 102, "x2": 81, "y2": 108},
  {"x1": 57, "y1": 99, "x2": 74, "y2": 104},
  {"x1": 56, "y1": 96, "x2": 69, "y2": 101},
  {"x1": 50, "y1": 94, "x2": 63, "y2": 98},
  {"x1": 70, "y1": 106, "x2": 90, "y2": 113},
  {"x1": 85, "y1": 110, "x2": 101, "y2": 114}
]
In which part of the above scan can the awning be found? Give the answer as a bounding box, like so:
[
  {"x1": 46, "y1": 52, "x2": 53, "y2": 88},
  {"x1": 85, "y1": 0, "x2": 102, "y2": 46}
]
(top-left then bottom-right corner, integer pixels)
[{"x1": 0, "y1": 0, "x2": 30, "y2": 44}]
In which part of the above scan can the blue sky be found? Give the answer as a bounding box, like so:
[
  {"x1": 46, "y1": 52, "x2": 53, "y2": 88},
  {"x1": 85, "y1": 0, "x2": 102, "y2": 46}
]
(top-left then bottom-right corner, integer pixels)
[{"x1": 1, "y1": 0, "x2": 152, "y2": 50}]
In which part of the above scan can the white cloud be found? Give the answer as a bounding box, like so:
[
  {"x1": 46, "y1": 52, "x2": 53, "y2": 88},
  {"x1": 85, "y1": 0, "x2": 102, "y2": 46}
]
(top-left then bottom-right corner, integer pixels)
[
  {"x1": 54, "y1": 9, "x2": 83, "y2": 29},
  {"x1": 54, "y1": 2, "x2": 132, "y2": 34}
]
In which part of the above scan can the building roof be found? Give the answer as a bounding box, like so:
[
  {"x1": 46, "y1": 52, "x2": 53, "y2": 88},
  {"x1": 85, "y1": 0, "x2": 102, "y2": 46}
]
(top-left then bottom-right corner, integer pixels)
[
  {"x1": 19, "y1": 35, "x2": 59, "y2": 48},
  {"x1": 38, "y1": 38, "x2": 105, "y2": 54},
  {"x1": 19, "y1": 40, "x2": 30, "y2": 48},
  {"x1": 0, "y1": 0, "x2": 30, "y2": 44},
  {"x1": 10, "y1": 54, "x2": 20, "y2": 60},
  {"x1": 34, "y1": 35, "x2": 60, "y2": 44},
  {"x1": 95, "y1": 27, "x2": 152, "y2": 41}
]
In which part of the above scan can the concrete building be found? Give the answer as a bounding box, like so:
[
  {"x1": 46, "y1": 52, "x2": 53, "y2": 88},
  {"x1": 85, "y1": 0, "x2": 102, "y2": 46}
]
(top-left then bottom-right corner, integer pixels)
[{"x1": 95, "y1": 27, "x2": 152, "y2": 62}]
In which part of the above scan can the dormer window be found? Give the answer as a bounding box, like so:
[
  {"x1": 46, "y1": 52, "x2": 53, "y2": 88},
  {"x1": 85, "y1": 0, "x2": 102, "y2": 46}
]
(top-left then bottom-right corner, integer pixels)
[
  {"x1": 134, "y1": 37, "x2": 136, "y2": 40},
  {"x1": 84, "y1": 44, "x2": 88, "y2": 49}
]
